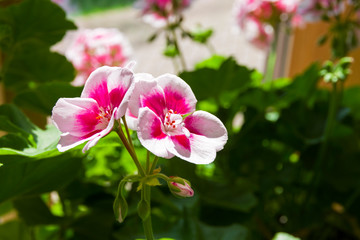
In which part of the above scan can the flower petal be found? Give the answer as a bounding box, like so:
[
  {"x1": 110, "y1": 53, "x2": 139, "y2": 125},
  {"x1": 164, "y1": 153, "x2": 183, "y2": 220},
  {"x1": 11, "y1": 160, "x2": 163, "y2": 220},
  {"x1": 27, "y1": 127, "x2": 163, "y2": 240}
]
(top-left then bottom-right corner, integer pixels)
[
  {"x1": 57, "y1": 133, "x2": 91, "y2": 152},
  {"x1": 128, "y1": 77, "x2": 166, "y2": 120},
  {"x1": 167, "y1": 110, "x2": 228, "y2": 164},
  {"x1": 81, "y1": 66, "x2": 113, "y2": 108},
  {"x1": 81, "y1": 66, "x2": 135, "y2": 119},
  {"x1": 137, "y1": 108, "x2": 174, "y2": 158},
  {"x1": 82, "y1": 108, "x2": 116, "y2": 152},
  {"x1": 52, "y1": 98, "x2": 101, "y2": 137},
  {"x1": 157, "y1": 74, "x2": 197, "y2": 115},
  {"x1": 184, "y1": 110, "x2": 228, "y2": 151},
  {"x1": 57, "y1": 107, "x2": 116, "y2": 152}
]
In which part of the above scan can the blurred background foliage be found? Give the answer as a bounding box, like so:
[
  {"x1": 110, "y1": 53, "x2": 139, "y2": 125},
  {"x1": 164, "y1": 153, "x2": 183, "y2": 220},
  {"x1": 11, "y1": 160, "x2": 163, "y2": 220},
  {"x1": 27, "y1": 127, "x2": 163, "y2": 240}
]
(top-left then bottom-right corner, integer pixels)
[{"x1": 1, "y1": 0, "x2": 360, "y2": 240}]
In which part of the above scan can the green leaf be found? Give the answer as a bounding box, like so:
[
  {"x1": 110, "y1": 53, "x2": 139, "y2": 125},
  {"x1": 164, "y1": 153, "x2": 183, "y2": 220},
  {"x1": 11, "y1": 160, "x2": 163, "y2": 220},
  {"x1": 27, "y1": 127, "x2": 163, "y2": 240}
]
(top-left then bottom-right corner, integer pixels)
[
  {"x1": 272, "y1": 232, "x2": 300, "y2": 240},
  {"x1": 198, "y1": 222, "x2": 248, "y2": 240},
  {"x1": 0, "y1": 154, "x2": 83, "y2": 203},
  {"x1": 189, "y1": 27, "x2": 213, "y2": 44},
  {"x1": 3, "y1": 41, "x2": 75, "y2": 90},
  {"x1": 0, "y1": 0, "x2": 76, "y2": 47},
  {"x1": 0, "y1": 221, "x2": 31, "y2": 240},
  {"x1": 180, "y1": 57, "x2": 255, "y2": 104},
  {"x1": 195, "y1": 55, "x2": 227, "y2": 70},
  {"x1": 0, "y1": 104, "x2": 63, "y2": 161},
  {"x1": 343, "y1": 87, "x2": 360, "y2": 119},
  {"x1": 13, "y1": 196, "x2": 62, "y2": 226},
  {"x1": 14, "y1": 82, "x2": 82, "y2": 115}
]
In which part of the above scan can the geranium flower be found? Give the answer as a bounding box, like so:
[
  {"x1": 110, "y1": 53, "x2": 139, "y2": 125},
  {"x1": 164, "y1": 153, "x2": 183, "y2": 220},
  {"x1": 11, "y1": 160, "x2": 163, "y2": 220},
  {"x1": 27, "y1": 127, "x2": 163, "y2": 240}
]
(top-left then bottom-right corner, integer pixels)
[
  {"x1": 52, "y1": 65, "x2": 135, "y2": 152},
  {"x1": 65, "y1": 28, "x2": 132, "y2": 86},
  {"x1": 136, "y1": 0, "x2": 191, "y2": 28},
  {"x1": 127, "y1": 74, "x2": 228, "y2": 164},
  {"x1": 234, "y1": 0, "x2": 301, "y2": 48}
]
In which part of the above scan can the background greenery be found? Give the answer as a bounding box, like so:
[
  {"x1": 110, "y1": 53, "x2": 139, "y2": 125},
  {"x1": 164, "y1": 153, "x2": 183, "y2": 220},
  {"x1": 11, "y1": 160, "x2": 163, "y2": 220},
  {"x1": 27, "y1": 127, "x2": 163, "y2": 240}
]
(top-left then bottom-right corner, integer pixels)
[{"x1": 0, "y1": 0, "x2": 360, "y2": 240}]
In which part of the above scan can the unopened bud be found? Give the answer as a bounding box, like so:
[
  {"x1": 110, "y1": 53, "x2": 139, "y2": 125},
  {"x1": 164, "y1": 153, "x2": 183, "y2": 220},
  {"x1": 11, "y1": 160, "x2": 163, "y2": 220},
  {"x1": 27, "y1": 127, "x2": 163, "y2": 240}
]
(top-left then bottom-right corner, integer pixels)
[
  {"x1": 137, "y1": 199, "x2": 150, "y2": 220},
  {"x1": 113, "y1": 197, "x2": 128, "y2": 223},
  {"x1": 168, "y1": 177, "x2": 194, "y2": 198}
]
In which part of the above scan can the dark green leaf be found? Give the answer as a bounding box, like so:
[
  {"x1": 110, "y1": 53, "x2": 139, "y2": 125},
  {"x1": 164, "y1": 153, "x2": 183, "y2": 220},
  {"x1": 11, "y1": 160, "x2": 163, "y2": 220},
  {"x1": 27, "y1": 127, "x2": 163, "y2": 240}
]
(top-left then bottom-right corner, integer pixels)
[
  {"x1": 0, "y1": 0, "x2": 76, "y2": 47},
  {"x1": 13, "y1": 196, "x2": 62, "y2": 225},
  {"x1": 3, "y1": 41, "x2": 75, "y2": 90},
  {"x1": 0, "y1": 154, "x2": 82, "y2": 203},
  {"x1": 14, "y1": 82, "x2": 82, "y2": 115}
]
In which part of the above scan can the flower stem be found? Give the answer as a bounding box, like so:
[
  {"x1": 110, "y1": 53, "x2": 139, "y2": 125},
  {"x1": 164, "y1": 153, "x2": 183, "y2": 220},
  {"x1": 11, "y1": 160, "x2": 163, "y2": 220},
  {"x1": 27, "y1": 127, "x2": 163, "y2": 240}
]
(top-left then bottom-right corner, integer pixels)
[
  {"x1": 149, "y1": 156, "x2": 159, "y2": 174},
  {"x1": 115, "y1": 126, "x2": 146, "y2": 177},
  {"x1": 169, "y1": 27, "x2": 187, "y2": 71},
  {"x1": 304, "y1": 82, "x2": 338, "y2": 208},
  {"x1": 263, "y1": 25, "x2": 279, "y2": 86},
  {"x1": 142, "y1": 184, "x2": 154, "y2": 240},
  {"x1": 122, "y1": 117, "x2": 135, "y2": 151}
]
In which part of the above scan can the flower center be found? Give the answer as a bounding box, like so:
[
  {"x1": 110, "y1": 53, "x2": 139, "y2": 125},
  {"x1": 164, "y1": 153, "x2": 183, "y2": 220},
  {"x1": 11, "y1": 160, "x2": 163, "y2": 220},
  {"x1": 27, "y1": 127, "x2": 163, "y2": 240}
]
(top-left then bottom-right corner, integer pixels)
[
  {"x1": 163, "y1": 109, "x2": 190, "y2": 137},
  {"x1": 96, "y1": 107, "x2": 112, "y2": 128}
]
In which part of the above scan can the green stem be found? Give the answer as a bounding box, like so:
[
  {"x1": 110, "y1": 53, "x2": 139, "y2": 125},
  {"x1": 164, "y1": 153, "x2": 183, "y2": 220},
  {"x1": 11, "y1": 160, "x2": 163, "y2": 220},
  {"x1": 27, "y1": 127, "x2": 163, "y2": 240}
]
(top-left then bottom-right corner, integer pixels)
[
  {"x1": 263, "y1": 27, "x2": 278, "y2": 85},
  {"x1": 149, "y1": 156, "x2": 159, "y2": 174},
  {"x1": 146, "y1": 150, "x2": 151, "y2": 174},
  {"x1": 115, "y1": 126, "x2": 146, "y2": 177},
  {"x1": 169, "y1": 27, "x2": 187, "y2": 71},
  {"x1": 142, "y1": 185, "x2": 154, "y2": 240},
  {"x1": 304, "y1": 82, "x2": 338, "y2": 207},
  {"x1": 122, "y1": 117, "x2": 135, "y2": 152}
]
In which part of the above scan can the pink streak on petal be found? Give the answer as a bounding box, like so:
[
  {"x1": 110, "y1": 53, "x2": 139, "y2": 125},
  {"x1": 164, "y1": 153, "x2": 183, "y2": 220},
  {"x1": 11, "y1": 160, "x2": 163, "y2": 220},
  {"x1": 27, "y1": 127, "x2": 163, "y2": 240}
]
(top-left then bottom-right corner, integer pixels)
[
  {"x1": 109, "y1": 87, "x2": 126, "y2": 109},
  {"x1": 170, "y1": 134, "x2": 191, "y2": 158},
  {"x1": 141, "y1": 90, "x2": 166, "y2": 120},
  {"x1": 87, "y1": 79, "x2": 110, "y2": 109},
  {"x1": 157, "y1": 74, "x2": 197, "y2": 114},
  {"x1": 184, "y1": 111, "x2": 228, "y2": 141},
  {"x1": 76, "y1": 106, "x2": 102, "y2": 136},
  {"x1": 82, "y1": 108, "x2": 116, "y2": 152},
  {"x1": 52, "y1": 98, "x2": 100, "y2": 137},
  {"x1": 81, "y1": 66, "x2": 113, "y2": 106},
  {"x1": 137, "y1": 108, "x2": 174, "y2": 158}
]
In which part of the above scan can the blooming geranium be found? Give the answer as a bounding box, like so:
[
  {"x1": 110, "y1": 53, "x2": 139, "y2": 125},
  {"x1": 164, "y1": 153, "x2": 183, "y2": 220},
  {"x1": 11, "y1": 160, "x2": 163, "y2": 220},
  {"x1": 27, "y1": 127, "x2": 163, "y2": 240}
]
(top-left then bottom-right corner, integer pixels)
[
  {"x1": 127, "y1": 73, "x2": 228, "y2": 164},
  {"x1": 136, "y1": 0, "x2": 191, "y2": 28},
  {"x1": 52, "y1": 65, "x2": 135, "y2": 152},
  {"x1": 234, "y1": 0, "x2": 301, "y2": 49},
  {"x1": 65, "y1": 28, "x2": 132, "y2": 86}
]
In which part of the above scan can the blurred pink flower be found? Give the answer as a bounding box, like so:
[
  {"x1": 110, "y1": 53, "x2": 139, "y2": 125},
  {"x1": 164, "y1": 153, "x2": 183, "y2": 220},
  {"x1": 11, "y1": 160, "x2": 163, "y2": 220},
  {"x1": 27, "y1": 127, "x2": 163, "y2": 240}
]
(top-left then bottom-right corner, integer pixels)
[
  {"x1": 136, "y1": 0, "x2": 191, "y2": 27},
  {"x1": 52, "y1": 65, "x2": 135, "y2": 152},
  {"x1": 243, "y1": 17, "x2": 274, "y2": 49},
  {"x1": 234, "y1": 0, "x2": 300, "y2": 49},
  {"x1": 65, "y1": 28, "x2": 132, "y2": 86},
  {"x1": 126, "y1": 74, "x2": 228, "y2": 164}
]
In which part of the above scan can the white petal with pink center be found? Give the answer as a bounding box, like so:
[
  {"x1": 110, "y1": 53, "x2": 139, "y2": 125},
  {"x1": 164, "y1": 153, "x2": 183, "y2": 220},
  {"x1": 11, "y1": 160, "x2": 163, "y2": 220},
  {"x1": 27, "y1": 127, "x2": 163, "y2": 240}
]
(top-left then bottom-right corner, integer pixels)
[
  {"x1": 133, "y1": 74, "x2": 227, "y2": 164},
  {"x1": 52, "y1": 65, "x2": 135, "y2": 152}
]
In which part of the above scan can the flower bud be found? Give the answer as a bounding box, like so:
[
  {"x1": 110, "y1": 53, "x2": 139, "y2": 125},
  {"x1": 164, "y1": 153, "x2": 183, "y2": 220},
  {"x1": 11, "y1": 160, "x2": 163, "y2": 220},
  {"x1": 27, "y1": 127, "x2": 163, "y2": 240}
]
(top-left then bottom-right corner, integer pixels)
[
  {"x1": 168, "y1": 177, "x2": 194, "y2": 198},
  {"x1": 137, "y1": 199, "x2": 150, "y2": 220},
  {"x1": 113, "y1": 197, "x2": 128, "y2": 223}
]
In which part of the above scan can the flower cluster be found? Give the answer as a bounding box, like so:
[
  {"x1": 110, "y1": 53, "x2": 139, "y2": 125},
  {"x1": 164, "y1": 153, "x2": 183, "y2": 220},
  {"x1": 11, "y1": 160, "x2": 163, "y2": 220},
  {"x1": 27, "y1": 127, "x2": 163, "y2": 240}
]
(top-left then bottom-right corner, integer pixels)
[
  {"x1": 136, "y1": 0, "x2": 192, "y2": 28},
  {"x1": 65, "y1": 28, "x2": 132, "y2": 86},
  {"x1": 52, "y1": 64, "x2": 228, "y2": 164},
  {"x1": 234, "y1": 0, "x2": 301, "y2": 49}
]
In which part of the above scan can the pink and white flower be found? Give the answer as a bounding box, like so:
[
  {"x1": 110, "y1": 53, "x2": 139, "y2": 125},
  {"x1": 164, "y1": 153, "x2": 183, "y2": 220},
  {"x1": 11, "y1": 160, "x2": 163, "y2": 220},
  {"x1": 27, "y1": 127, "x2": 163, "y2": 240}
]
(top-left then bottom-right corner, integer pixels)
[
  {"x1": 234, "y1": 0, "x2": 301, "y2": 49},
  {"x1": 127, "y1": 74, "x2": 228, "y2": 164},
  {"x1": 52, "y1": 65, "x2": 135, "y2": 152},
  {"x1": 65, "y1": 28, "x2": 132, "y2": 86},
  {"x1": 136, "y1": 0, "x2": 191, "y2": 27}
]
